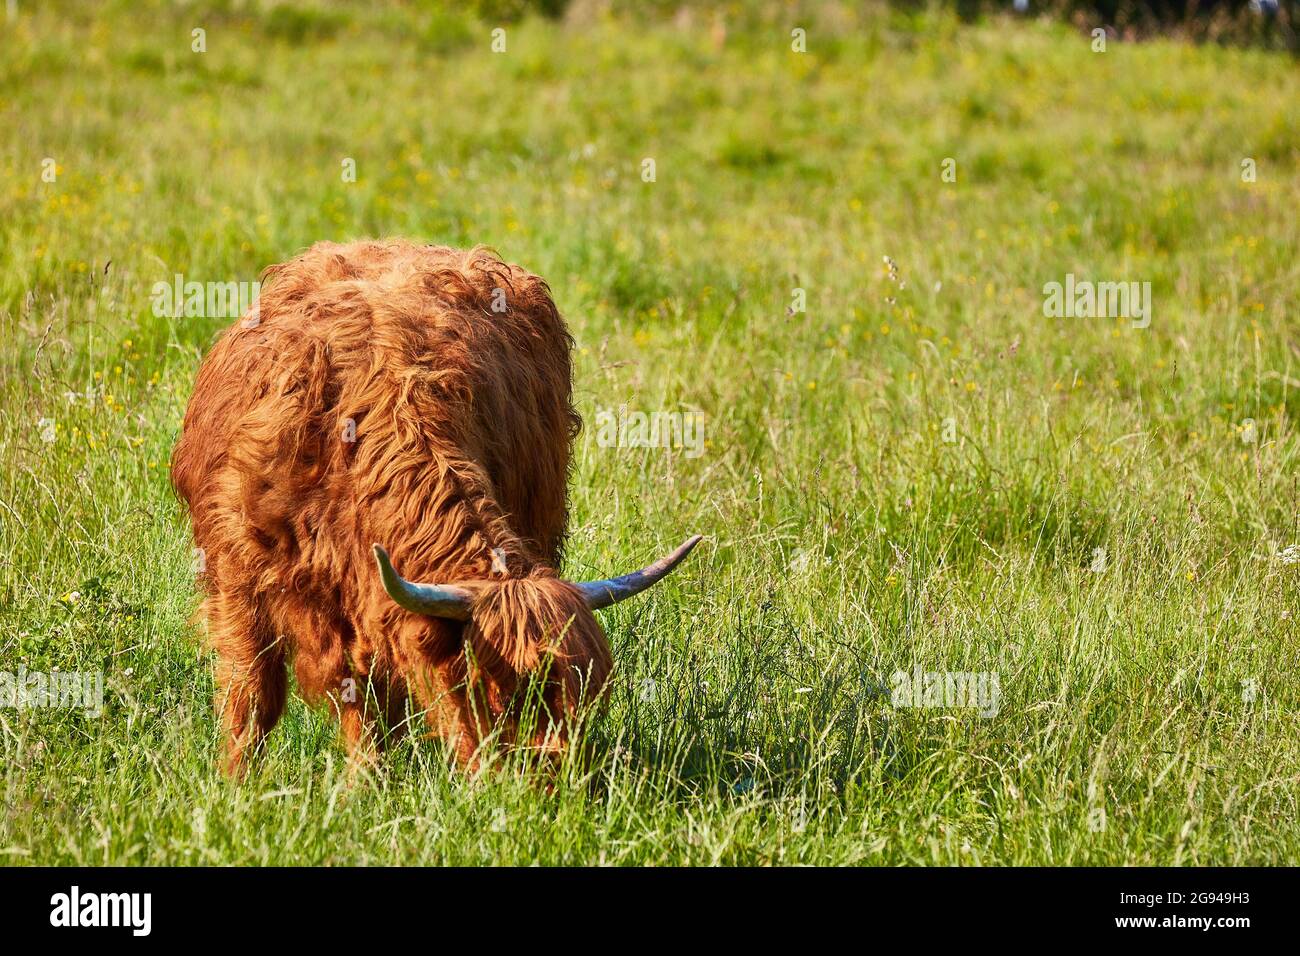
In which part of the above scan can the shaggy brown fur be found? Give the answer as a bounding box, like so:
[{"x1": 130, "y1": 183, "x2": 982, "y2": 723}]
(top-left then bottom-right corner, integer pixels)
[{"x1": 172, "y1": 239, "x2": 611, "y2": 774}]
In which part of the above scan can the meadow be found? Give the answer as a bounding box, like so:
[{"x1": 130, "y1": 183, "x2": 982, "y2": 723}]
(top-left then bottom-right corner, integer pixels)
[{"x1": 1, "y1": 1, "x2": 1298, "y2": 865}]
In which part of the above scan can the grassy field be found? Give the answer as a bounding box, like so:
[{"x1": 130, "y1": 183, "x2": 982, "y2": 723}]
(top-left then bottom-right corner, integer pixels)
[{"x1": 2, "y1": 1, "x2": 1299, "y2": 865}]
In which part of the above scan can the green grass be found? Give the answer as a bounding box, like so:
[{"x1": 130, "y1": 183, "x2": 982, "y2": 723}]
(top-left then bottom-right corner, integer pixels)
[{"x1": 2, "y1": 0, "x2": 1299, "y2": 865}]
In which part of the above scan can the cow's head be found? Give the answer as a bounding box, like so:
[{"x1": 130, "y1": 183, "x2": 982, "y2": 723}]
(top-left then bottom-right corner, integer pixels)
[{"x1": 371, "y1": 536, "x2": 702, "y2": 762}]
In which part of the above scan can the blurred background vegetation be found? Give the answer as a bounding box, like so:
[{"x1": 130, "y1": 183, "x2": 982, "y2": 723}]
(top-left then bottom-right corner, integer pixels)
[{"x1": 472, "y1": 0, "x2": 1295, "y2": 50}]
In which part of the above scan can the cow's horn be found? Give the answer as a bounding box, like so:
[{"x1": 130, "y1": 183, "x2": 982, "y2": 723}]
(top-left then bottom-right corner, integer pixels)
[
  {"x1": 575, "y1": 535, "x2": 703, "y2": 610},
  {"x1": 372, "y1": 544, "x2": 476, "y2": 620}
]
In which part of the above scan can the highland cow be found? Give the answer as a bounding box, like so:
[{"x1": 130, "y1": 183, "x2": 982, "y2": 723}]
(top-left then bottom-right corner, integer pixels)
[{"x1": 171, "y1": 240, "x2": 699, "y2": 774}]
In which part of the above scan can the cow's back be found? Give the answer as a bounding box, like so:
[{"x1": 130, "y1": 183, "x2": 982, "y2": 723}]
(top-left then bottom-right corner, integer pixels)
[{"x1": 172, "y1": 240, "x2": 579, "y2": 595}]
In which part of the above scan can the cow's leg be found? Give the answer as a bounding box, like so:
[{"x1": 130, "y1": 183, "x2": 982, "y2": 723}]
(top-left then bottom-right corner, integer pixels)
[
  {"x1": 374, "y1": 678, "x2": 411, "y2": 750},
  {"x1": 331, "y1": 680, "x2": 412, "y2": 783},
  {"x1": 337, "y1": 695, "x2": 382, "y2": 773},
  {"x1": 430, "y1": 669, "x2": 493, "y2": 773},
  {"x1": 336, "y1": 673, "x2": 410, "y2": 765},
  {"x1": 210, "y1": 588, "x2": 287, "y2": 777},
  {"x1": 285, "y1": 608, "x2": 386, "y2": 773},
  {"x1": 400, "y1": 656, "x2": 480, "y2": 772},
  {"x1": 384, "y1": 618, "x2": 487, "y2": 771}
]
